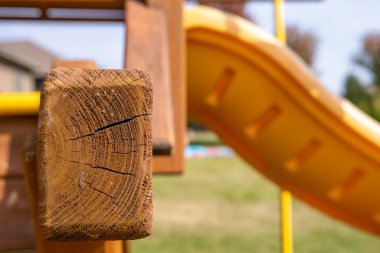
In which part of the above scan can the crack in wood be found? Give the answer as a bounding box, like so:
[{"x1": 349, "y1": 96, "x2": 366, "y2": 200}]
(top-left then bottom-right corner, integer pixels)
[
  {"x1": 88, "y1": 185, "x2": 115, "y2": 200},
  {"x1": 61, "y1": 157, "x2": 135, "y2": 176},
  {"x1": 38, "y1": 69, "x2": 153, "y2": 240},
  {"x1": 68, "y1": 113, "x2": 150, "y2": 141},
  {"x1": 96, "y1": 113, "x2": 149, "y2": 132},
  {"x1": 65, "y1": 173, "x2": 119, "y2": 204}
]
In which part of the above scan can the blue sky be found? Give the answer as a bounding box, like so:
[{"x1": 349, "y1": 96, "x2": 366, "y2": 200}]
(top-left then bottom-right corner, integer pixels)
[
  {"x1": 246, "y1": 0, "x2": 380, "y2": 94},
  {"x1": 0, "y1": 0, "x2": 379, "y2": 95}
]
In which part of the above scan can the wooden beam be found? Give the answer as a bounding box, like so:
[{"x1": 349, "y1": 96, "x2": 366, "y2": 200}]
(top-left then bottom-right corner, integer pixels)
[
  {"x1": 0, "y1": 177, "x2": 35, "y2": 249},
  {"x1": 134, "y1": 0, "x2": 186, "y2": 173},
  {"x1": 149, "y1": 0, "x2": 186, "y2": 173},
  {"x1": 37, "y1": 68, "x2": 153, "y2": 240},
  {"x1": 125, "y1": 1, "x2": 174, "y2": 157},
  {"x1": 22, "y1": 135, "x2": 126, "y2": 253},
  {"x1": 0, "y1": 0, "x2": 126, "y2": 9},
  {"x1": 0, "y1": 116, "x2": 37, "y2": 177},
  {"x1": 0, "y1": 117, "x2": 36, "y2": 249}
]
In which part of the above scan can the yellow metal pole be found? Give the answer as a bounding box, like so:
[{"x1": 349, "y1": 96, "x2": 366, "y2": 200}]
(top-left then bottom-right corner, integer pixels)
[
  {"x1": 0, "y1": 92, "x2": 40, "y2": 116},
  {"x1": 274, "y1": 1, "x2": 294, "y2": 253},
  {"x1": 274, "y1": 0, "x2": 287, "y2": 44},
  {"x1": 280, "y1": 190, "x2": 293, "y2": 253}
]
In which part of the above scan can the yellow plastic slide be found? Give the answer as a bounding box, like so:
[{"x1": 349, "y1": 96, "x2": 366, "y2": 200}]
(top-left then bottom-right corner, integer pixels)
[{"x1": 185, "y1": 6, "x2": 380, "y2": 236}]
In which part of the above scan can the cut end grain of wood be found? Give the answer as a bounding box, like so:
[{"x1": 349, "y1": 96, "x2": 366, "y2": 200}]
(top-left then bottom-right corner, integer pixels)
[{"x1": 37, "y1": 68, "x2": 153, "y2": 241}]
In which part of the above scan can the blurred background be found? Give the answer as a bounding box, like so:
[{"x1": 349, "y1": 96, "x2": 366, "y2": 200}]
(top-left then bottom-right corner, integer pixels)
[
  {"x1": 1, "y1": 0, "x2": 380, "y2": 252},
  {"x1": 2, "y1": 1, "x2": 380, "y2": 118}
]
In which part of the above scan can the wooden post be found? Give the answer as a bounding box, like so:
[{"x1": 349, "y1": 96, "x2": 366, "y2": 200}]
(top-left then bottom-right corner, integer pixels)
[
  {"x1": 37, "y1": 68, "x2": 153, "y2": 240},
  {"x1": 125, "y1": 1, "x2": 175, "y2": 157},
  {"x1": 126, "y1": 0, "x2": 186, "y2": 173},
  {"x1": 148, "y1": 0, "x2": 186, "y2": 174},
  {"x1": 22, "y1": 135, "x2": 125, "y2": 253},
  {"x1": 146, "y1": 0, "x2": 185, "y2": 114}
]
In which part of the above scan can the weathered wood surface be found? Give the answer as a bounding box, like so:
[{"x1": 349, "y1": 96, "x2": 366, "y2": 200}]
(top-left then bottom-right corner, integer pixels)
[
  {"x1": 125, "y1": 0, "x2": 174, "y2": 156},
  {"x1": 37, "y1": 68, "x2": 153, "y2": 240},
  {"x1": 0, "y1": 116, "x2": 38, "y2": 177},
  {"x1": 0, "y1": 0, "x2": 126, "y2": 9},
  {"x1": 22, "y1": 135, "x2": 126, "y2": 253},
  {"x1": 0, "y1": 178, "x2": 35, "y2": 249},
  {"x1": 147, "y1": 0, "x2": 186, "y2": 173},
  {"x1": 0, "y1": 117, "x2": 37, "y2": 249}
]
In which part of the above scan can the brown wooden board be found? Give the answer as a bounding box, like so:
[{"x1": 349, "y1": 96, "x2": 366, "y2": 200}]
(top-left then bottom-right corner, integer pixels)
[
  {"x1": 0, "y1": 0, "x2": 127, "y2": 21},
  {"x1": 22, "y1": 136, "x2": 126, "y2": 253},
  {"x1": 0, "y1": 116, "x2": 37, "y2": 177},
  {"x1": 147, "y1": 0, "x2": 186, "y2": 173},
  {"x1": 0, "y1": 178, "x2": 35, "y2": 250},
  {"x1": 37, "y1": 68, "x2": 153, "y2": 240},
  {"x1": 125, "y1": 1, "x2": 174, "y2": 157},
  {"x1": 0, "y1": 0, "x2": 126, "y2": 9},
  {"x1": 125, "y1": 0, "x2": 186, "y2": 173}
]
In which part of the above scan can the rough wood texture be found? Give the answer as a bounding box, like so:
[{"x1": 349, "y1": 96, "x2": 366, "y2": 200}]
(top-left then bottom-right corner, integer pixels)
[
  {"x1": 22, "y1": 135, "x2": 126, "y2": 253},
  {"x1": 53, "y1": 60, "x2": 98, "y2": 69},
  {"x1": 0, "y1": 178, "x2": 35, "y2": 250},
  {"x1": 147, "y1": 0, "x2": 186, "y2": 173},
  {"x1": 0, "y1": 0, "x2": 126, "y2": 9},
  {"x1": 125, "y1": 0, "x2": 174, "y2": 156},
  {"x1": 0, "y1": 116, "x2": 38, "y2": 177},
  {"x1": 37, "y1": 68, "x2": 153, "y2": 240},
  {"x1": 0, "y1": 116, "x2": 37, "y2": 250}
]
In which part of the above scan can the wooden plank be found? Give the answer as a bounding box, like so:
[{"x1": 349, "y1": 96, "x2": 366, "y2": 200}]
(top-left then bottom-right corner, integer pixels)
[
  {"x1": 53, "y1": 60, "x2": 98, "y2": 68},
  {"x1": 22, "y1": 135, "x2": 125, "y2": 253},
  {"x1": 125, "y1": 0, "x2": 174, "y2": 157},
  {"x1": 0, "y1": 116, "x2": 37, "y2": 177},
  {"x1": 0, "y1": 177, "x2": 128, "y2": 252},
  {"x1": 0, "y1": 62, "x2": 131, "y2": 251},
  {"x1": 0, "y1": 0, "x2": 126, "y2": 9},
  {"x1": 0, "y1": 178, "x2": 35, "y2": 250},
  {"x1": 147, "y1": 0, "x2": 186, "y2": 173},
  {"x1": 37, "y1": 68, "x2": 153, "y2": 240}
]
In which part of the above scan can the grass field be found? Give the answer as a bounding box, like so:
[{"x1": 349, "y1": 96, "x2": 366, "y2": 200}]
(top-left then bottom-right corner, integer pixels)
[
  {"x1": 188, "y1": 130, "x2": 222, "y2": 146},
  {"x1": 4, "y1": 156, "x2": 380, "y2": 253},
  {"x1": 132, "y1": 157, "x2": 380, "y2": 253}
]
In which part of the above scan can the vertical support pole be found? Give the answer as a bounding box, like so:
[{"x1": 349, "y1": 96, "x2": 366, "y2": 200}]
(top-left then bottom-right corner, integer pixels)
[
  {"x1": 147, "y1": 0, "x2": 186, "y2": 173},
  {"x1": 125, "y1": 0, "x2": 175, "y2": 157},
  {"x1": 280, "y1": 191, "x2": 293, "y2": 253},
  {"x1": 21, "y1": 136, "x2": 125, "y2": 253},
  {"x1": 274, "y1": 0, "x2": 287, "y2": 44},
  {"x1": 21, "y1": 61, "x2": 130, "y2": 253},
  {"x1": 125, "y1": 0, "x2": 186, "y2": 173},
  {"x1": 274, "y1": 1, "x2": 293, "y2": 253}
]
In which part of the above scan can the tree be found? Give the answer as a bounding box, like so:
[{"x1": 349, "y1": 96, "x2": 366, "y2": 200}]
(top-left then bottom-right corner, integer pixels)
[
  {"x1": 197, "y1": 2, "x2": 318, "y2": 67},
  {"x1": 286, "y1": 25, "x2": 318, "y2": 67},
  {"x1": 355, "y1": 32, "x2": 380, "y2": 87},
  {"x1": 197, "y1": 0, "x2": 249, "y2": 20},
  {"x1": 343, "y1": 74, "x2": 375, "y2": 117},
  {"x1": 343, "y1": 32, "x2": 380, "y2": 121}
]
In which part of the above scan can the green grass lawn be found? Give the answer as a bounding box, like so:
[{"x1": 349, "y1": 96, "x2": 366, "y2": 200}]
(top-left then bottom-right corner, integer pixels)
[
  {"x1": 188, "y1": 130, "x2": 222, "y2": 146},
  {"x1": 4, "y1": 156, "x2": 379, "y2": 253},
  {"x1": 132, "y1": 157, "x2": 380, "y2": 253}
]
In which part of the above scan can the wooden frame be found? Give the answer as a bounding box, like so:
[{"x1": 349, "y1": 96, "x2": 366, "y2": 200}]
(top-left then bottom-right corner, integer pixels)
[{"x1": 0, "y1": 0, "x2": 186, "y2": 251}]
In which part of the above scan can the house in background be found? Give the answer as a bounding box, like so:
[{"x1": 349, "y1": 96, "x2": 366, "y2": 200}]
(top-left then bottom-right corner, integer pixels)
[{"x1": 0, "y1": 41, "x2": 58, "y2": 92}]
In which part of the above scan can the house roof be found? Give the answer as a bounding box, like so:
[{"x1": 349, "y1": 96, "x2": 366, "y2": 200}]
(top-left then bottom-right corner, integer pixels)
[{"x1": 0, "y1": 41, "x2": 58, "y2": 77}]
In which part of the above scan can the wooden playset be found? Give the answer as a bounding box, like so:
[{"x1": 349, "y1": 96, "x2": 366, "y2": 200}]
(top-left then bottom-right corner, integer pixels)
[{"x1": 1, "y1": 1, "x2": 380, "y2": 253}]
